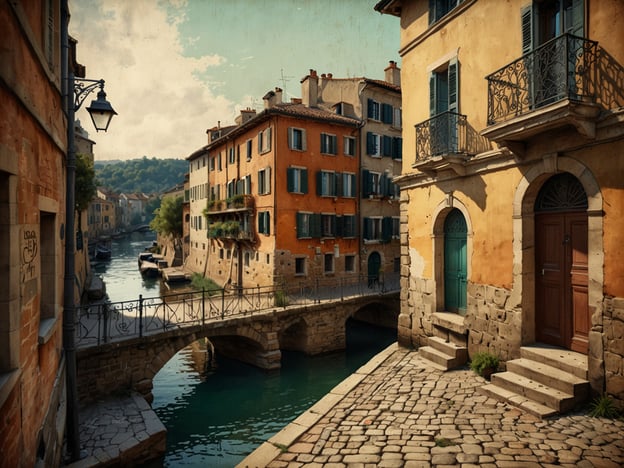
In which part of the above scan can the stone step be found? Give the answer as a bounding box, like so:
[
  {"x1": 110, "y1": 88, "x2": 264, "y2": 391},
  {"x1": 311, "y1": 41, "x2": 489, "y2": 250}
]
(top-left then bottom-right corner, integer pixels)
[
  {"x1": 520, "y1": 345, "x2": 588, "y2": 380},
  {"x1": 479, "y1": 384, "x2": 558, "y2": 419},
  {"x1": 418, "y1": 345, "x2": 464, "y2": 370},
  {"x1": 427, "y1": 336, "x2": 468, "y2": 363},
  {"x1": 490, "y1": 371, "x2": 578, "y2": 413},
  {"x1": 506, "y1": 358, "x2": 590, "y2": 397}
]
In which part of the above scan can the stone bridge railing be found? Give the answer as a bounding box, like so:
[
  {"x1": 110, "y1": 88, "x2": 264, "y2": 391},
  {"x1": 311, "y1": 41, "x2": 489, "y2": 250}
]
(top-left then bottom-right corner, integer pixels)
[{"x1": 76, "y1": 273, "x2": 400, "y2": 349}]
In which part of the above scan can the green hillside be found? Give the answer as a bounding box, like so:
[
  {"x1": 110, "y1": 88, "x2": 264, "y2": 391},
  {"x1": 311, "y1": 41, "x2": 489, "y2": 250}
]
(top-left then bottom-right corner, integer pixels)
[{"x1": 94, "y1": 156, "x2": 187, "y2": 194}]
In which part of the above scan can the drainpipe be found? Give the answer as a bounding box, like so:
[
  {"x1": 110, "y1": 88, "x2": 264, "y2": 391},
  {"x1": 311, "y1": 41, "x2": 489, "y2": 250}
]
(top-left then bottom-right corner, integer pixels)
[{"x1": 61, "y1": 0, "x2": 81, "y2": 460}]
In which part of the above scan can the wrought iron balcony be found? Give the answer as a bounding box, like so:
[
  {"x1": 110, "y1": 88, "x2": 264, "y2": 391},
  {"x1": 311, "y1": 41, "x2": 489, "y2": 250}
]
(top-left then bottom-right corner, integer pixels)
[
  {"x1": 208, "y1": 220, "x2": 254, "y2": 241},
  {"x1": 486, "y1": 34, "x2": 599, "y2": 127},
  {"x1": 415, "y1": 111, "x2": 491, "y2": 165}
]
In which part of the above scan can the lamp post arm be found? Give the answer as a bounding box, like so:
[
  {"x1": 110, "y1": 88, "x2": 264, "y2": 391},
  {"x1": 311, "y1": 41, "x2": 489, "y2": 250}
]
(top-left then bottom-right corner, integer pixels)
[{"x1": 73, "y1": 77, "x2": 105, "y2": 112}]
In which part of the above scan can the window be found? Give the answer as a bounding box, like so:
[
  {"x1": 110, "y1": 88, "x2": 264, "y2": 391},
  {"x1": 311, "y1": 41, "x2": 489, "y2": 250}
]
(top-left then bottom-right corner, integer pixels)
[
  {"x1": 209, "y1": 156, "x2": 215, "y2": 171},
  {"x1": 317, "y1": 171, "x2": 336, "y2": 197},
  {"x1": 367, "y1": 98, "x2": 380, "y2": 120},
  {"x1": 339, "y1": 173, "x2": 356, "y2": 198},
  {"x1": 382, "y1": 135, "x2": 393, "y2": 157},
  {"x1": 217, "y1": 153, "x2": 222, "y2": 171},
  {"x1": 381, "y1": 103, "x2": 394, "y2": 124},
  {"x1": 296, "y1": 212, "x2": 312, "y2": 238},
  {"x1": 244, "y1": 251, "x2": 251, "y2": 267},
  {"x1": 392, "y1": 137, "x2": 403, "y2": 160},
  {"x1": 363, "y1": 217, "x2": 383, "y2": 241},
  {"x1": 394, "y1": 108, "x2": 402, "y2": 128},
  {"x1": 246, "y1": 139, "x2": 253, "y2": 160},
  {"x1": 288, "y1": 127, "x2": 307, "y2": 151},
  {"x1": 227, "y1": 179, "x2": 236, "y2": 198},
  {"x1": 258, "y1": 127, "x2": 272, "y2": 154},
  {"x1": 287, "y1": 167, "x2": 308, "y2": 194},
  {"x1": 228, "y1": 147, "x2": 236, "y2": 165},
  {"x1": 362, "y1": 170, "x2": 384, "y2": 197},
  {"x1": 366, "y1": 132, "x2": 381, "y2": 157},
  {"x1": 345, "y1": 255, "x2": 356, "y2": 273},
  {"x1": 258, "y1": 167, "x2": 271, "y2": 195},
  {"x1": 430, "y1": 58, "x2": 458, "y2": 116},
  {"x1": 258, "y1": 211, "x2": 270, "y2": 235},
  {"x1": 341, "y1": 215, "x2": 357, "y2": 238},
  {"x1": 243, "y1": 174, "x2": 252, "y2": 194},
  {"x1": 429, "y1": 0, "x2": 463, "y2": 25},
  {"x1": 320, "y1": 133, "x2": 337, "y2": 155},
  {"x1": 344, "y1": 136, "x2": 356, "y2": 156},
  {"x1": 321, "y1": 214, "x2": 336, "y2": 238},
  {"x1": 392, "y1": 217, "x2": 400, "y2": 239},
  {"x1": 295, "y1": 257, "x2": 306, "y2": 276},
  {"x1": 324, "y1": 253, "x2": 334, "y2": 274}
]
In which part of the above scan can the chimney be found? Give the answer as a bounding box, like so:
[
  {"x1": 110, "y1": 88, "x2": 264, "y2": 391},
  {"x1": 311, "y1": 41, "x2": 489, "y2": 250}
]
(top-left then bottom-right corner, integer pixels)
[
  {"x1": 385, "y1": 60, "x2": 401, "y2": 87},
  {"x1": 235, "y1": 107, "x2": 257, "y2": 125},
  {"x1": 301, "y1": 69, "x2": 318, "y2": 107},
  {"x1": 263, "y1": 87, "x2": 283, "y2": 109}
]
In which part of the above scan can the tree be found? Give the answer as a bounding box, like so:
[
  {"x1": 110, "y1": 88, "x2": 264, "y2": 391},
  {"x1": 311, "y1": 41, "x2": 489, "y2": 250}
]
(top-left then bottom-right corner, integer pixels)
[
  {"x1": 75, "y1": 153, "x2": 96, "y2": 211},
  {"x1": 150, "y1": 195, "x2": 183, "y2": 238}
]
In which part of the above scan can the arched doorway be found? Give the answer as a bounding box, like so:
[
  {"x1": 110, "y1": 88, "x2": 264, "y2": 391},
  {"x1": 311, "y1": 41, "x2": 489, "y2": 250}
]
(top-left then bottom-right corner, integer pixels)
[
  {"x1": 534, "y1": 172, "x2": 589, "y2": 354},
  {"x1": 367, "y1": 251, "x2": 381, "y2": 286},
  {"x1": 444, "y1": 209, "x2": 467, "y2": 314}
]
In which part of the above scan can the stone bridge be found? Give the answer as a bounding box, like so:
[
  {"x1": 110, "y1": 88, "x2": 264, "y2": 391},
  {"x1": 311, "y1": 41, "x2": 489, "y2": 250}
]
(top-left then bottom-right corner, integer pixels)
[{"x1": 76, "y1": 292, "x2": 399, "y2": 404}]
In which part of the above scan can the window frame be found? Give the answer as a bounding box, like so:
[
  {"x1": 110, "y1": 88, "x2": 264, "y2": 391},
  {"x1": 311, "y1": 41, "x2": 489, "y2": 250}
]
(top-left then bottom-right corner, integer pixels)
[
  {"x1": 258, "y1": 166, "x2": 272, "y2": 195},
  {"x1": 343, "y1": 136, "x2": 356, "y2": 156},
  {"x1": 320, "y1": 133, "x2": 338, "y2": 155},
  {"x1": 288, "y1": 127, "x2": 307, "y2": 151}
]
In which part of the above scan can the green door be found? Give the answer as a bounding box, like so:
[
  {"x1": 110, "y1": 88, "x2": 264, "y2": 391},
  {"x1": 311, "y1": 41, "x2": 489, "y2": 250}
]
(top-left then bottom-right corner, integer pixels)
[{"x1": 444, "y1": 209, "x2": 467, "y2": 314}]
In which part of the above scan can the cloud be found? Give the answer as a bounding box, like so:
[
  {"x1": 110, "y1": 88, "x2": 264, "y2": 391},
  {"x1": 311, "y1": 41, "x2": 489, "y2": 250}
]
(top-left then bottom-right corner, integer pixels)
[{"x1": 69, "y1": 0, "x2": 233, "y2": 160}]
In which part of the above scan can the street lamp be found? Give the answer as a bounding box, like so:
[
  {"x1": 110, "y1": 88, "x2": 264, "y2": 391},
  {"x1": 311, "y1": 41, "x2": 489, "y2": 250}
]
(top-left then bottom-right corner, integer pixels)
[
  {"x1": 63, "y1": 75, "x2": 115, "y2": 461},
  {"x1": 74, "y1": 78, "x2": 117, "y2": 132}
]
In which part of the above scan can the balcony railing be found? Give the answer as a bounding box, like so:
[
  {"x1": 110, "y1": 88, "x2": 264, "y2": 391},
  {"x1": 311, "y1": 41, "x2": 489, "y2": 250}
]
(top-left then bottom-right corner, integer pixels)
[
  {"x1": 208, "y1": 221, "x2": 253, "y2": 241},
  {"x1": 486, "y1": 33, "x2": 598, "y2": 125},
  {"x1": 415, "y1": 111, "x2": 491, "y2": 163},
  {"x1": 206, "y1": 194, "x2": 254, "y2": 214}
]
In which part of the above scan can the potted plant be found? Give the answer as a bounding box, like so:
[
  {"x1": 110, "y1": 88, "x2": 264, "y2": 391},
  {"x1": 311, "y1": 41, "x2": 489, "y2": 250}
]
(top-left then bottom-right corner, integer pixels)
[{"x1": 469, "y1": 351, "x2": 499, "y2": 380}]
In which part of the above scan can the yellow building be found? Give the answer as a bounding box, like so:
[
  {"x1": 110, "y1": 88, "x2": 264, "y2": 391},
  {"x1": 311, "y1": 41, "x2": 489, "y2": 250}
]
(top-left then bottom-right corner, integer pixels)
[{"x1": 376, "y1": 0, "x2": 624, "y2": 412}]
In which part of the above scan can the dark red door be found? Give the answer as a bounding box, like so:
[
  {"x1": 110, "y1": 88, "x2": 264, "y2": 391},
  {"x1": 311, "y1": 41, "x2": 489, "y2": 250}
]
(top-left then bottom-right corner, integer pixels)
[{"x1": 535, "y1": 212, "x2": 588, "y2": 353}]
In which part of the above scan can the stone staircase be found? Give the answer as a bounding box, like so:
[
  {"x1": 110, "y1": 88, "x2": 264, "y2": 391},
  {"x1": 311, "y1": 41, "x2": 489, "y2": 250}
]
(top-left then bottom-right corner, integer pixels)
[
  {"x1": 418, "y1": 312, "x2": 468, "y2": 370},
  {"x1": 480, "y1": 344, "x2": 590, "y2": 418}
]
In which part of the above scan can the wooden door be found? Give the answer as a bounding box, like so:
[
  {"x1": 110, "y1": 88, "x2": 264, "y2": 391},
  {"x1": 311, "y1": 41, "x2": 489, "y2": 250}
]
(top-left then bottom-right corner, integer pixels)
[
  {"x1": 535, "y1": 212, "x2": 589, "y2": 353},
  {"x1": 444, "y1": 209, "x2": 467, "y2": 315}
]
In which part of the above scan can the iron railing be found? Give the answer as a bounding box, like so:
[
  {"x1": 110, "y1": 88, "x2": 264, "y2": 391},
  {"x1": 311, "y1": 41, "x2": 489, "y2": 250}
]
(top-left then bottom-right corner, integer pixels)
[
  {"x1": 75, "y1": 272, "x2": 400, "y2": 348},
  {"x1": 415, "y1": 111, "x2": 491, "y2": 163},
  {"x1": 486, "y1": 33, "x2": 599, "y2": 125}
]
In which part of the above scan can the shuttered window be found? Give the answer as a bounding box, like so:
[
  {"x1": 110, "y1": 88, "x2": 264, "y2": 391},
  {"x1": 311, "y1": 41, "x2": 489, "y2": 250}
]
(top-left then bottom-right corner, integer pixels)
[{"x1": 287, "y1": 167, "x2": 308, "y2": 194}]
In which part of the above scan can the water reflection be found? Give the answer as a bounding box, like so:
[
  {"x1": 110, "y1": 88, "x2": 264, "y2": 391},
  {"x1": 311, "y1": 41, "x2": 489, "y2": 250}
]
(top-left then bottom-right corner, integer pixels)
[{"x1": 152, "y1": 320, "x2": 396, "y2": 467}]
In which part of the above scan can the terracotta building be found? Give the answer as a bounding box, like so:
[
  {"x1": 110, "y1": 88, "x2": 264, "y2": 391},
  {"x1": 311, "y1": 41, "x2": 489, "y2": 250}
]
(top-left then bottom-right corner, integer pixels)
[
  {"x1": 376, "y1": 0, "x2": 624, "y2": 412},
  {"x1": 187, "y1": 91, "x2": 361, "y2": 289},
  {"x1": 0, "y1": 0, "x2": 68, "y2": 465}
]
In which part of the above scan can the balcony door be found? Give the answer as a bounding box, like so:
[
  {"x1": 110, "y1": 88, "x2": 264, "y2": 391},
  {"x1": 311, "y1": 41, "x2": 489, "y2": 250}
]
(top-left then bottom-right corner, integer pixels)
[
  {"x1": 535, "y1": 173, "x2": 589, "y2": 354},
  {"x1": 522, "y1": 0, "x2": 585, "y2": 106},
  {"x1": 429, "y1": 58, "x2": 458, "y2": 155}
]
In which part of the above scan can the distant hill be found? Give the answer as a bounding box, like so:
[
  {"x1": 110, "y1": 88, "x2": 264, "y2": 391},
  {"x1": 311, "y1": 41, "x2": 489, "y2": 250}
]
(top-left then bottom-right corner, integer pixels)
[{"x1": 94, "y1": 157, "x2": 187, "y2": 194}]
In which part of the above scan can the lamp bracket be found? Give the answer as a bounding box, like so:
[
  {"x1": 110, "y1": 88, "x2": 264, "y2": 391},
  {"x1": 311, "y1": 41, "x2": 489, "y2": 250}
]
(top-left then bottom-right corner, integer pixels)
[{"x1": 73, "y1": 77, "x2": 105, "y2": 112}]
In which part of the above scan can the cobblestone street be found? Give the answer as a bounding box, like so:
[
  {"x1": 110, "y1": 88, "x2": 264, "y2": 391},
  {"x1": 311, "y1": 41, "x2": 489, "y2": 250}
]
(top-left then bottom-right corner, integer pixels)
[{"x1": 241, "y1": 344, "x2": 624, "y2": 467}]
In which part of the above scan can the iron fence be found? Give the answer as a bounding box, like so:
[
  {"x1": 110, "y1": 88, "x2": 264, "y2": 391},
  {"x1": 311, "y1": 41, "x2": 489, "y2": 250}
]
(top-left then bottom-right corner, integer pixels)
[
  {"x1": 75, "y1": 272, "x2": 400, "y2": 348},
  {"x1": 486, "y1": 33, "x2": 598, "y2": 125}
]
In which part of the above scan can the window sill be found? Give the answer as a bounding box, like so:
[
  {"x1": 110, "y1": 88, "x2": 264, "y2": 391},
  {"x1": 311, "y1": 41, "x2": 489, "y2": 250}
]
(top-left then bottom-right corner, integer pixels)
[
  {"x1": 38, "y1": 316, "x2": 58, "y2": 345},
  {"x1": 0, "y1": 369, "x2": 21, "y2": 410}
]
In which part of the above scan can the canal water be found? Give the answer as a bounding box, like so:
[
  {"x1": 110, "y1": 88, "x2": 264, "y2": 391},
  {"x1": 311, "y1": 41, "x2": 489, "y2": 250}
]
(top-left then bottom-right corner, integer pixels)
[{"x1": 94, "y1": 231, "x2": 397, "y2": 467}]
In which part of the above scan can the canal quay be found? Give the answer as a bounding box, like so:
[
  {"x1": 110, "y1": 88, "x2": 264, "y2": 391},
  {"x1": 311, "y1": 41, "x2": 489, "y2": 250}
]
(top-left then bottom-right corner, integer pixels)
[{"x1": 69, "y1": 232, "x2": 624, "y2": 467}]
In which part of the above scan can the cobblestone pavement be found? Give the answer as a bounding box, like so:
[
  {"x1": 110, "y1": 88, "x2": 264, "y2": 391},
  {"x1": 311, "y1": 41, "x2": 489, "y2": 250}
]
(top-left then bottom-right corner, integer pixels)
[{"x1": 241, "y1": 344, "x2": 624, "y2": 467}]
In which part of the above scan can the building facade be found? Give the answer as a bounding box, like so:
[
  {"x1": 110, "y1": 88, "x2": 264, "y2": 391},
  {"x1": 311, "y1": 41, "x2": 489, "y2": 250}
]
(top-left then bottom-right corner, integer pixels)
[
  {"x1": 0, "y1": 0, "x2": 67, "y2": 465},
  {"x1": 377, "y1": 0, "x2": 624, "y2": 406}
]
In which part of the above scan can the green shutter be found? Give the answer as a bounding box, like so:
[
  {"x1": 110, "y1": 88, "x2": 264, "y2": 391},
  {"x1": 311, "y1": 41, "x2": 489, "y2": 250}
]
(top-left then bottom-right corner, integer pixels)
[
  {"x1": 382, "y1": 135, "x2": 392, "y2": 157},
  {"x1": 367, "y1": 98, "x2": 374, "y2": 118},
  {"x1": 382, "y1": 217, "x2": 393, "y2": 243},
  {"x1": 316, "y1": 171, "x2": 323, "y2": 196},
  {"x1": 287, "y1": 168, "x2": 295, "y2": 192},
  {"x1": 363, "y1": 217, "x2": 371, "y2": 240},
  {"x1": 301, "y1": 129, "x2": 307, "y2": 151},
  {"x1": 301, "y1": 169, "x2": 308, "y2": 194},
  {"x1": 311, "y1": 213, "x2": 321, "y2": 238},
  {"x1": 296, "y1": 212, "x2": 304, "y2": 238},
  {"x1": 266, "y1": 212, "x2": 270, "y2": 235},
  {"x1": 362, "y1": 170, "x2": 371, "y2": 197},
  {"x1": 336, "y1": 172, "x2": 344, "y2": 197},
  {"x1": 448, "y1": 57, "x2": 458, "y2": 113},
  {"x1": 429, "y1": 73, "x2": 437, "y2": 116},
  {"x1": 366, "y1": 132, "x2": 374, "y2": 155},
  {"x1": 380, "y1": 174, "x2": 389, "y2": 196},
  {"x1": 521, "y1": 4, "x2": 533, "y2": 55},
  {"x1": 566, "y1": 0, "x2": 584, "y2": 36},
  {"x1": 350, "y1": 174, "x2": 356, "y2": 197},
  {"x1": 335, "y1": 215, "x2": 343, "y2": 237},
  {"x1": 288, "y1": 127, "x2": 293, "y2": 149},
  {"x1": 320, "y1": 134, "x2": 327, "y2": 153}
]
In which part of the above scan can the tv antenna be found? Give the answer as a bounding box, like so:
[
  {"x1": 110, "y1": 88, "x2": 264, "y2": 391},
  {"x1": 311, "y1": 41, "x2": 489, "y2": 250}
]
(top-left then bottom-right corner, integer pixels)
[{"x1": 280, "y1": 68, "x2": 294, "y2": 98}]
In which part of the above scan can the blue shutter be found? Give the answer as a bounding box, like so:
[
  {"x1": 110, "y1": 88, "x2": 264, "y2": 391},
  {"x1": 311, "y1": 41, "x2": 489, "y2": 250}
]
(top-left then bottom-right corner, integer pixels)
[
  {"x1": 392, "y1": 137, "x2": 402, "y2": 160},
  {"x1": 382, "y1": 135, "x2": 392, "y2": 157},
  {"x1": 301, "y1": 169, "x2": 308, "y2": 194},
  {"x1": 320, "y1": 134, "x2": 327, "y2": 153},
  {"x1": 367, "y1": 98, "x2": 374, "y2": 118},
  {"x1": 366, "y1": 132, "x2": 374, "y2": 155},
  {"x1": 381, "y1": 103, "x2": 393, "y2": 124}
]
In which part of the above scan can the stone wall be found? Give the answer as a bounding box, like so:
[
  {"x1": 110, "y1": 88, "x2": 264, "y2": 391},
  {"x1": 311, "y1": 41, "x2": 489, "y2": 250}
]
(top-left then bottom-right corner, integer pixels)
[{"x1": 603, "y1": 295, "x2": 624, "y2": 407}]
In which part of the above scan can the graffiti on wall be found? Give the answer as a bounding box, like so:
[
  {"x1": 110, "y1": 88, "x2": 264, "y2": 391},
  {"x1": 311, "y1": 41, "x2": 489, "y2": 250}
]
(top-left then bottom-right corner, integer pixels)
[{"x1": 21, "y1": 229, "x2": 38, "y2": 282}]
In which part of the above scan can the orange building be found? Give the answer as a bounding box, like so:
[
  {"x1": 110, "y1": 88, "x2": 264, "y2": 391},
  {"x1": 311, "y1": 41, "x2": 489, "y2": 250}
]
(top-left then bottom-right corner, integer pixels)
[
  {"x1": 187, "y1": 89, "x2": 362, "y2": 289},
  {"x1": 377, "y1": 0, "x2": 624, "y2": 411}
]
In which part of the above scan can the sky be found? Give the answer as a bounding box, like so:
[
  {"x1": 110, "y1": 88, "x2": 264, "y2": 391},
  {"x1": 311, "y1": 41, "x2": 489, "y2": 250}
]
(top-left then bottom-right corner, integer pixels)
[{"x1": 69, "y1": 0, "x2": 400, "y2": 161}]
